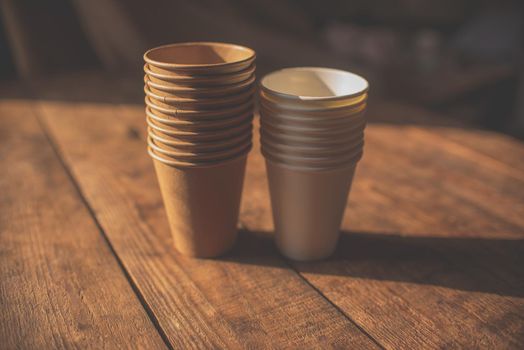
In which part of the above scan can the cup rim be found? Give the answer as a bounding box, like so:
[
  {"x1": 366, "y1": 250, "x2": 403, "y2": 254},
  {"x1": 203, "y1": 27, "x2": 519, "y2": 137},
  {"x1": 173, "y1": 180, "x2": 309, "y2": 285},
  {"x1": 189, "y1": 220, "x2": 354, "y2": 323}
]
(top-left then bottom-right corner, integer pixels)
[
  {"x1": 144, "y1": 63, "x2": 256, "y2": 83},
  {"x1": 260, "y1": 107, "x2": 366, "y2": 129},
  {"x1": 146, "y1": 114, "x2": 252, "y2": 138},
  {"x1": 148, "y1": 145, "x2": 250, "y2": 168},
  {"x1": 265, "y1": 156, "x2": 358, "y2": 173},
  {"x1": 143, "y1": 42, "x2": 256, "y2": 70},
  {"x1": 144, "y1": 85, "x2": 255, "y2": 105},
  {"x1": 260, "y1": 128, "x2": 362, "y2": 146},
  {"x1": 262, "y1": 146, "x2": 363, "y2": 171},
  {"x1": 260, "y1": 129, "x2": 363, "y2": 154},
  {"x1": 260, "y1": 67, "x2": 369, "y2": 102},
  {"x1": 148, "y1": 134, "x2": 252, "y2": 160},
  {"x1": 259, "y1": 89, "x2": 368, "y2": 112},
  {"x1": 144, "y1": 74, "x2": 256, "y2": 95},
  {"x1": 260, "y1": 115, "x2": 366, "y2": 136},
  {"x1": 258, "y1": 123, "x2": 363, "y2": 144},
  {"x1": 146, "y1": 107, "x2": 253, "y2": 129},
  {"x1": 149, "y1": 126, "x2": 252, "y2": 150},
  {"x1": 145, "y1": 96, "x2": 253, "y2": 118},
  {"x1": 261, "y1": 138, "x2": 363, "y2": 161},
  {"x1": 259, "y1": 95, "x2": 367, "y2": 118}
]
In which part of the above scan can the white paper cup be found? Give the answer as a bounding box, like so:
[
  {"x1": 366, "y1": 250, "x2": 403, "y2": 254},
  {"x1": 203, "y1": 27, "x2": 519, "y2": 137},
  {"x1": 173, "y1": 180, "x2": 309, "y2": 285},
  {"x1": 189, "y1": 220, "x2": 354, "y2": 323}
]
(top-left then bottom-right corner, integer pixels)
[{"x1": 265, "y1": 158, "x2": 358, "y2": 260}]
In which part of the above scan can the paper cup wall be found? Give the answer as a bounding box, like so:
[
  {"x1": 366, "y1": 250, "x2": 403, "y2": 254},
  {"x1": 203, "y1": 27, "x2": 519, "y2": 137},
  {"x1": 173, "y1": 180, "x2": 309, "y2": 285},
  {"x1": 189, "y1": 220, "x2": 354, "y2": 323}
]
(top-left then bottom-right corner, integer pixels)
[
  {"x1": 144, "y1": 42, "x2": 256, "y2": 257},
  {"x1": 259, "y1": 67, "x2": 369, "y2": 261}
]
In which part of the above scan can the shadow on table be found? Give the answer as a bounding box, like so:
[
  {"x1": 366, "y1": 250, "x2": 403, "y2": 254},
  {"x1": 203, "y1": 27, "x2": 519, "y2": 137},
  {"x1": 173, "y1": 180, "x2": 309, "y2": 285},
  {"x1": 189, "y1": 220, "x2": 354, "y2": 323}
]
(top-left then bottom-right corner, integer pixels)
[{"x1": 224, "y1": 229, "x2": 524, "y2": 298}]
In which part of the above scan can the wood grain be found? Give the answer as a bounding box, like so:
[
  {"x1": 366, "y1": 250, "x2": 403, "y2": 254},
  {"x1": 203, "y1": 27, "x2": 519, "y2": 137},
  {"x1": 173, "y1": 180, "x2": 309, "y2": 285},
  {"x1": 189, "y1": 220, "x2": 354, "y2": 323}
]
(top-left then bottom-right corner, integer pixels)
[
  {"x1": 32, "y1": 74, "x2": 379, "y2": 349},
  {"x1": 0, "y1": 97, "x2": 167, "y2": 349},
  {"x1": 25, "y1": 72, "x2": 524, "y2": 348}
]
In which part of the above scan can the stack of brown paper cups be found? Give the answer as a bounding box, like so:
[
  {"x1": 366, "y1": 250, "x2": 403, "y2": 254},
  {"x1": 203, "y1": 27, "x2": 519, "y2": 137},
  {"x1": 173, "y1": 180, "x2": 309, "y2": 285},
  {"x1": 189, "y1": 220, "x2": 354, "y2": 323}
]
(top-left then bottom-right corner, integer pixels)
[
  {"x1": 144, "y1": 42, "x2": 256, "y2": 257},
  {"x1": 259, "y1": 67, "x2": 369, "y2": 261}
]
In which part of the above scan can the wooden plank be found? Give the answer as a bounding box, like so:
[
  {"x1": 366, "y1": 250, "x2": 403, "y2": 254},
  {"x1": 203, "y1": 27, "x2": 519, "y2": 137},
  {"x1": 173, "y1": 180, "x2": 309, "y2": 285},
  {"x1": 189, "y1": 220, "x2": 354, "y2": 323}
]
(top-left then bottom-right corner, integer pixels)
[
  {"x1": 32, "y1": 74, "x2": 380, "y2": 348},
  {"x1": 0, "y1": 96, "x2": 167, "y2": 349},
  {"x1": 242, "y1": 123, "x2": 524, "y2": 348},
  {"x1": 424, "y1": 126, "x2": 524, "y2": 175}
]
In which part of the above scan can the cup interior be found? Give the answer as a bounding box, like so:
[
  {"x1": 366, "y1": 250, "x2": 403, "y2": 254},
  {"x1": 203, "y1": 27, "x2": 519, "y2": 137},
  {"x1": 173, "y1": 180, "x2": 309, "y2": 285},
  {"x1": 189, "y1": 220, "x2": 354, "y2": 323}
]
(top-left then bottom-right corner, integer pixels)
[
  {"x1": 144, "y1": 42, "x2": 255, "y2": 68},
  {"x1": 261, "y1": 67, "x2": 368, "y2": 101}
]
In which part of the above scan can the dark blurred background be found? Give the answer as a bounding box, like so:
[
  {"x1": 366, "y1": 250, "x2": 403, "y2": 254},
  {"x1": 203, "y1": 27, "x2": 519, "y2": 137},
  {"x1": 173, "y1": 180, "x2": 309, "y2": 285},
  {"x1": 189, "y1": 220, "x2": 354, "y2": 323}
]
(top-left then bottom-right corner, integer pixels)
[{"x1": 1, "y1": 0, "x2": 523, "y2": 137}]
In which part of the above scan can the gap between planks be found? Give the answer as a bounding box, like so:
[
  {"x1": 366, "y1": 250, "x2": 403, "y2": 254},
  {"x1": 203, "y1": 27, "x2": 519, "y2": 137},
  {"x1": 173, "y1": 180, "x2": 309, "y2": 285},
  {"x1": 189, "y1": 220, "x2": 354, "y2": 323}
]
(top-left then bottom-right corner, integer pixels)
[{"x1": 33, "y1": 106, "x2": 175, "y2": 350}]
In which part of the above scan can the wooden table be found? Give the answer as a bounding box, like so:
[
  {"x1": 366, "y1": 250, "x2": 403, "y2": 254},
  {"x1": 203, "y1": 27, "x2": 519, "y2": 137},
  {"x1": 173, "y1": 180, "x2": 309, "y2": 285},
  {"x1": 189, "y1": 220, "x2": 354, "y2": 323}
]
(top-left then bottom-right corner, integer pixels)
[{"x1": 1, "y1": 73, "x2": 523, "y2": 349}]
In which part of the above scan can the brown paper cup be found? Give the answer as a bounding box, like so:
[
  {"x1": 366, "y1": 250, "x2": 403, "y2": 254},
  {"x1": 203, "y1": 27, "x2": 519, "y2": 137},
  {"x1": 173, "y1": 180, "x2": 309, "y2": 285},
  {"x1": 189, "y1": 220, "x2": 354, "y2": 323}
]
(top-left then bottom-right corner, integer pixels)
[
  {"x1": 145, "y1": 63, "x2": 256, "y2": 87},
  {"x1": 148, "y1": 134, "x2": 252, "y2": 161},
  {"x1": 144, "y1": 85, "x2": 255, "y2": 110},
  {"x1": 149, "y1": 127, "x2": 252, "y2": 152},
  {"x1": 265, "y1": 158, "x2": 357, "y2": 261},
  {"x1": 144, "y1": 42, "x2": 255, "y2": 75},
  {"x1": 150, "y1": 149, "x2": 248, "y2": 257},
  {"x1": 146, "y1": 115, "x2": 252, "y2": 141},
  {"x1": 145, "y1": 97, "x2": 253, "y2": 120},
  {"x1": 145, "y1": 74, "x2": 256, "y2": 98},
  {"x1": 146, "y1": 107, "x2": 253, "y2": 131}
]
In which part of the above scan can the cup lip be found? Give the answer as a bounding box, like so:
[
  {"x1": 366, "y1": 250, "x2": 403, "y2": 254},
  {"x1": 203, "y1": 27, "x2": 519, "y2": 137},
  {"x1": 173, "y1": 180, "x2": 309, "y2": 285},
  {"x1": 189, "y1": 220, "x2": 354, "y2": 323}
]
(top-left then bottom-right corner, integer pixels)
[
  {"x1": 260, "y1": 129, "x2": 363, "y2": 154},
  {"x1": 145, "y1": 96, "x2": 253, "y2": 118},
  {"x1": 260, "y1": 143, "x2": 364, "y2": 169},
  {"x1": 260, "y1": 106, "x2": 366, "y2": 128},
  {"x1": 260, "y1": 67, "x2": 369, "y2": 102},
  {"x1": 260, "y1": 115, "x2": 366, "y2": 136},
  {"x1": 259, "y1": 123, "x2": 363, "y2": 145},
  {"x1": 148, "y1": 145, "x2": 250, "y2": 168},
  {"x1": 149, "y1": 126, "x2": 252, "y2": 150},
  {"x1": 148, "y1": 134, "x2": 252, "y2": 160},
  {"x1": 144, "y1": 74, "x2": 256, "y2": 94},
  {"x1": 146, "y1": 114, "x2": 252, "y2": 138},
  {"x1": 146, "y1": 107, "x2": 253, "y2": 129},
  {"x1": 261, "y1": 138, "x2": 363, "y2": 162},
  {"x1": 264, "y1": 155, "x2": 358, "y2": 173},
  {"x1": 259, "y1": 94, "x2": 367, "y2": 117},
  {"x1": 143, "y1": 42, "x2": 256, "y2": 70},
  {"x1": 144, "y1": 63, "x2": 256, "y2": 83},
  {"x1": 144, "y1": 85, "x2": 255, "y2": 105},
  {"x1": 262, "y1": 147, "x2": 363, "y2": 171},
  {"x1": 260, "y1": 128, "x2": 362, "y2": 146}
]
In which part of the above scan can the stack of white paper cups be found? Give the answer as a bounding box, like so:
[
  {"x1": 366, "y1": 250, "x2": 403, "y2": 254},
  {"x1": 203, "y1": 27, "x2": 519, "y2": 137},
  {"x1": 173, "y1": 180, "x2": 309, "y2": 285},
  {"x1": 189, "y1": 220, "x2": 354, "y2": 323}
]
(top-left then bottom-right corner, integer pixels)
[
  {"x1": 144, "y1": 42, "x2": 256, "y2": 257},
  {"x1": 259, "y1": 67, "x2": 368, "y2": 261}
]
